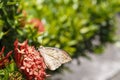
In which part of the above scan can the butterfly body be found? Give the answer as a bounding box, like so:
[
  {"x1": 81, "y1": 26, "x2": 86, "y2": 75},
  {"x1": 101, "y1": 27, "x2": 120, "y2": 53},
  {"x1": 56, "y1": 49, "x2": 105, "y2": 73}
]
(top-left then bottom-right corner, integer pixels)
[{"x1": 38, "y1": 46, "x2": 72, "y2": 70}]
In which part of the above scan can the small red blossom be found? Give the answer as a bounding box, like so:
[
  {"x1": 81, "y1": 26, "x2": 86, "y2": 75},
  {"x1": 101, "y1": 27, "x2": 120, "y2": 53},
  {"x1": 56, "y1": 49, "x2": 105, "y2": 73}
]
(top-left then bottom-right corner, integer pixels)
[
  {"x1": 0, "y1": 46, "x2": 13, "y2": 69},
  {"x1": 29, "y1": 18, "x2": 45, "y2": 33},
  {"x1": 14, "y1": 39, "x2": 46, "y2": 80}
]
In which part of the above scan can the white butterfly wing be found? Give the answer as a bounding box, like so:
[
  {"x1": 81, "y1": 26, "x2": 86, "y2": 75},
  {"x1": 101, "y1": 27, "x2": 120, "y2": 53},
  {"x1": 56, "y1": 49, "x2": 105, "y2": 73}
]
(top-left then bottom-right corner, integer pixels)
[
  {"x1": 38, "y1": 48, "x2": 61, "y2": 70},
  {"x1": 38, "y1": 46, "x2": 72, "y2": 70}
]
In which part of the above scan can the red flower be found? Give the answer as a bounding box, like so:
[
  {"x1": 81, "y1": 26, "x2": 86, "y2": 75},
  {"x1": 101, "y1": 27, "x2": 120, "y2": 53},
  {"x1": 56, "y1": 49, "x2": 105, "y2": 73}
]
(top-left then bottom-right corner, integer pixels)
[
  {"x1": 14, "y1": 39, "x2": 46, "y2": 80},
  {"x1": 29, "y1": 18, "x2": 45, "y2": 33},
  {"x1": 0, "y1": 46, "x2": 13, "y2": 69}
]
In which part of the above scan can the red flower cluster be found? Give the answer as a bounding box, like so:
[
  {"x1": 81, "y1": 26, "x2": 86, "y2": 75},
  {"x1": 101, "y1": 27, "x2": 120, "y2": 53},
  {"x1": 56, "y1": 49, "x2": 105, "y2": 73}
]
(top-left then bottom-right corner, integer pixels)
[
  {"x1": 29, "y1": 18, "x2": 45, "y2": 33},
  {"x1": 14, "y1": 39, "x2": 46, "y2": 80},
  {"x1": 0, "y1": 47, "x2": 12, "y2": 69}
]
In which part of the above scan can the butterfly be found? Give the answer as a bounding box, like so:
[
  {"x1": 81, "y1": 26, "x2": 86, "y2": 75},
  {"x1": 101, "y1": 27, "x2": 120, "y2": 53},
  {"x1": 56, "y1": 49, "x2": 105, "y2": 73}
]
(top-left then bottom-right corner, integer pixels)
[{"x1": 38, "y1": 46, "x2": 72, "y2": 71}]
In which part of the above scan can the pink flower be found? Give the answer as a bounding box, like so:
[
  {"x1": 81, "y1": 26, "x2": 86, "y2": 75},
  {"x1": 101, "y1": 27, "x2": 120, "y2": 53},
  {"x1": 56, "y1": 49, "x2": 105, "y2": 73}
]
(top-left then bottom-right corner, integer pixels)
[
  {"x1": 0, "y1": 46, "x2": 12, "y2": 69},
  {"x1": 29, "y1": 18, "x2": 45, "y2": 33},
  {"x1": 14, "y1": 39, "x2": 46, "y2": 80}
]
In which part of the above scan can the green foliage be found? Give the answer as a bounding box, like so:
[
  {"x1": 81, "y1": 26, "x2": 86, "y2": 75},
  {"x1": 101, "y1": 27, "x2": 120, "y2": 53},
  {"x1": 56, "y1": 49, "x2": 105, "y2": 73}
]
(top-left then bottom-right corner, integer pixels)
[
  {"x1": 21, "y1": 0, "x2": 120, "y2": 57},
  {"x1": 0, "y1": 0, "x2": 41, "y2": 52},
  {"x1": 0, "y1": 60, "x2": 23, "y2": 80},
  {"x1": 0, "y1": 0, "x2": 40, "y2": 79},
  {"x1": 0, "y1": 0, "x2": 19, "y2": 53}
]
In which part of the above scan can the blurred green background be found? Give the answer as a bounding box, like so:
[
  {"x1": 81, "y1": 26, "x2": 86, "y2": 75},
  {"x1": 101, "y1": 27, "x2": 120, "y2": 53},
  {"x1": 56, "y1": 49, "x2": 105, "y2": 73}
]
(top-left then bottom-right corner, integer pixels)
[
  {"x1": 0, "y1": 0, "x2": 120, "y2": 57},
  {"x1": 20, "y1": 0, "x2": 120, "y2": 58},
  {"x1": 1, "y1": 0, "x2": 120, "y2": 57}
]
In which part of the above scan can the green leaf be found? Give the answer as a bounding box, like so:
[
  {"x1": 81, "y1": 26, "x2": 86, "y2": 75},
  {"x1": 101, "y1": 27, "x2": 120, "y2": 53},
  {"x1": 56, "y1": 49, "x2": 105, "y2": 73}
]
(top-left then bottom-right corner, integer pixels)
[{"x1": 0, "y1": 70, "x2": 5, "y2": 75}]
